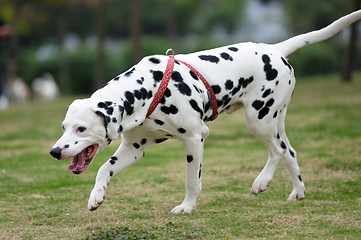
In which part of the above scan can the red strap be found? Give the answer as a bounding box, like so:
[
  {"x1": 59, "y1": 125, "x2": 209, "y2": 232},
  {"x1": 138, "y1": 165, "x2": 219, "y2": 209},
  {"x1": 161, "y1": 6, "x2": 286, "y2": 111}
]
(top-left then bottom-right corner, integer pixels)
[
  {"x1": 146, "y1": 56, "x2": 218, "y2": 121},
  {"x1": 176, "y1": 59, "x2": 218, "y2": 120},
  {"x1": 146, "y1": 56, "x2": 175, "y2": 118}
]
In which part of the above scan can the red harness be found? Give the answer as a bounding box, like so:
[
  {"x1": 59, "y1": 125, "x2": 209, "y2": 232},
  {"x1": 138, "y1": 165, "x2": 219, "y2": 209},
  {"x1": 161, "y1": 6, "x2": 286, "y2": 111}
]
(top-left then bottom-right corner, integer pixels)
[{"x1": 146, "y1": 52, "x2": 218, "y2": 121}]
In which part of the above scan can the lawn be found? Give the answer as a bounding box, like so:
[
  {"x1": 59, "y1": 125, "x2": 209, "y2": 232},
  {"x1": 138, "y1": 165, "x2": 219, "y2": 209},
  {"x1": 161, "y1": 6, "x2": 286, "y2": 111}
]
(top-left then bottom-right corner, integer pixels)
[{"x1": 1, "y1": 73, "x2": 361, "y2": 239}]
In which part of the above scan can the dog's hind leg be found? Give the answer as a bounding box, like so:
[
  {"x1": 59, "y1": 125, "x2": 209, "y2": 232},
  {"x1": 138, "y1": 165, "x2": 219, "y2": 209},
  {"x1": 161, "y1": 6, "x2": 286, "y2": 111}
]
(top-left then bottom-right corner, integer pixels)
[
  {"x1": 171, "y1": 123, "x2": 209, "y2": 214},
  {"x1": 277, "y1": 108, "x2": 305, "y2": 201},
  {"x1": 246, "y1": 107, "x2": 285, "y2": 196}
]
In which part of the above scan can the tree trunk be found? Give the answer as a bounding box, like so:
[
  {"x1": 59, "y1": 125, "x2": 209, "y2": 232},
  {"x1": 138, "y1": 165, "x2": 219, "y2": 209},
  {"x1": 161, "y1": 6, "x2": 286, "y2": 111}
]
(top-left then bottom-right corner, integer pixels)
[
  {"x1": 7, "y1": 0, "x2": 20, "y2": 80},
  {"x1": 130, "y1": 0, "x2": 142, "y2": 64},
  {"x1": 341, "y1": 0, "x2": 361, "y2": 83},
  {"x1": 57, "y1": 5, "x2": 70, "y2": 94},
  {"x1": 95, "y1": 0, "x2": 107, "y2": 90}
]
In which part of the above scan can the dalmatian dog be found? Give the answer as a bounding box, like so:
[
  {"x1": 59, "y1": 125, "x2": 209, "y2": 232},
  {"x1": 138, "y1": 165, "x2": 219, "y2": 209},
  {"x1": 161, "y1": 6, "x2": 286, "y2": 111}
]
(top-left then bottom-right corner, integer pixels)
[{"x1": 50, "y1": 11, "x2": 361, "y2": 213}]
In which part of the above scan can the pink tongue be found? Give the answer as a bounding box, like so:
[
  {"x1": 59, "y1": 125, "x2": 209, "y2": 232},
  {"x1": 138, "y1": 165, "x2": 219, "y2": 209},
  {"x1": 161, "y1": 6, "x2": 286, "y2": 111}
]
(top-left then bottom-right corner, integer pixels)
[{"x1": 68, "y1": 153, "x2": 86, "y2": 172}]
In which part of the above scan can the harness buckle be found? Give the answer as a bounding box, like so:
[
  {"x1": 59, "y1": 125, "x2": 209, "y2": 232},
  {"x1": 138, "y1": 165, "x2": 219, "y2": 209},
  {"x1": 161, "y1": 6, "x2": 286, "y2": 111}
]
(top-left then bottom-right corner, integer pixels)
[{"x1": 166, "y1": 48, "x2": 175, "y2": 57}]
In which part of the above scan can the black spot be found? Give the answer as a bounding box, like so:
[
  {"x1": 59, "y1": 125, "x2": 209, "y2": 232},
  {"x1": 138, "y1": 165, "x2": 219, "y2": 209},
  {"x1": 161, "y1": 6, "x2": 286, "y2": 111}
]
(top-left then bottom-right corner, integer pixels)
[
  {"x1": 190, "y1": 70, "x2": 198, "y2": 80},
  {"x1": 112, "y1": 117, "x2": 117, "y2": 123},
  {"x1": 265, "y1": 98, "x2": 275, "y2": 107},
  {"x1": 140, "y1": 88, "x2": 148, "y2": 100},
  {"x1": 252, "y1": 100, "x2": 264, "y2": 110},
  {"x1": 149, "y1": 57, "x2": 161, "y2": 64},
  {"x1": 222, "y1": 94, "x2": 232, "y2": 107},
  {"x1": 113, "y1": 76, "x2": 120, "y2": 81},
  {"x1": 258, "y1": 107, "x2": 270, "y2": 120},
  {"x1": 187, "y1": 155, "x2": 193, "y2": 163},
  {"x1": 262, "y1": 89, "x2": 271, "y2": 98},
  {"x1": 64, "y1": 144, "x2": 69, "y2": 149},
  {"x1": 198, "y1": 164, "x2": 202, "y2": 178},
  {"x1": 211, "y1": 85, "x2": 221, "y2": 94},
  {"x1": 298, "y1": 175, "x2": 303, "y2": 182},
  {"x1": 141, "y1": 138, "x2": 147, "y2": 145},
  {"x1": 147, "y1": 90, "x2": 153, "y2": 99},
  {"x1": 171, "y1": 71, "x2": 183, "y2": 82},
  {"x1": 176, "y1": 82, "x2": 192, "y2": 96},
  {"x1": 110, "y1": 170, "x2": 114, "y2": 177},
  {"x1": 280, "y1": 141, "x2": 287, "y2": 149},
  {"x1": 193, "y1": 84, "x2": 200, "y2": 93},
  {"x1": 228, "y1": 47, "x2": 238, "y2": 52},
  {"x1": 109, "y1": 156, "x2": 118, "y2": 165},
  {"x1": 155, "y1": 138, "x2": 167, "y2": 144},
  {"x1": 275, "y1": 81, "x2": 279, "y2": 86},
  {"x1": 118, "y1": 125, "x2": 123, "y2": 133},
  {"x1": 178, "y1": 128, "x2": 186, "y2": 134},
  {"x1": 136, "y1": 79, "x2": 143, "y2": 85},
  {"x1": 98, "y1": 82, "x2": 109, "y2": 89},
  {"x1": 134, "y1": 90, "x2": 142, "y2": 100},
  {"x1": 74, "y1": 141, "x2": 78, "y2": 145},
  {"x1": 289, "y1": 80, "x2": 291, "y2": 85},
  {"x1": 264, "y1": 65, "x2": 278, "y2": 81},
  {"x1": 240, "y1": 76, "x2": 254, "y2": 88},
  {"x1": 105, "y1": 115, "x2": 111, "y2": 123},
  {"x1": 98, "y1": 102, "x2": 107, "y2": 108},
  {"x1": 220, "y1": 52, "x2": 233, "y2": 61},
  {"x1": 106, "y1": 107, "x2": 114, "y2": 115},
  {"x1": 123, "y1": 101, "x2": 134, "y2": 115},
  {"x1": 160, "y1": 105, "x2": 178, "y2": 115},
  {"x1": 262, "y1": 54, "x2": 271, "y2": 64},
  {"x1": 125, "y1": 91, "x2": 135, "y2": 104},
  {"x1": 125, "y1": 67, "x2": 135, "y2": 77},
  {"x1": 273, "y1": 111, "x2": 278, "y2": 118},
  {"x1": 154, "y1": 119, "x2": 164, "y2": 125},
  {"x1": 189, "y1": 99, "x2": 202, "y2": 114},
  {"x1": 198, "y1": 55, "x2": 220, "y2": 63},
  {"x1": 164, "y1": 88, "x2": 171, "y2": 97},
  {"x1": 289, "y1": 150, "x2": 295, "y2": 158},
  {"x1": 262, "y1": 54, "x2": 278, "y2": 81},
  {"x1": 225, "y1": 80, "x2": 234, "y2": 90},
  {"x1": 152, "y1": 70, "x2": 163, "y2": 82},
  {"x1": 277, "y1": 133, "x2": 280, "y2": 139},
  {"x1": 231, "y1": 85, "x2": 241, "y2": 96},
  {"x1": 133, "y1": 143, "x2": 140, "y2": 149},
  {"x1": 281, "y1": 57, "x2": 292, "y2": 71}
]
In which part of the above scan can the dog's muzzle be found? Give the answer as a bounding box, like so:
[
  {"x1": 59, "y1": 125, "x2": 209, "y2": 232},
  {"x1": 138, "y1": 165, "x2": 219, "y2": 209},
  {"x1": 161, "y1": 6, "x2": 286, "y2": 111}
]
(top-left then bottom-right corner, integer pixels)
[{"x1": 50, "y1": 147, "x2": 62, "y2": 160}]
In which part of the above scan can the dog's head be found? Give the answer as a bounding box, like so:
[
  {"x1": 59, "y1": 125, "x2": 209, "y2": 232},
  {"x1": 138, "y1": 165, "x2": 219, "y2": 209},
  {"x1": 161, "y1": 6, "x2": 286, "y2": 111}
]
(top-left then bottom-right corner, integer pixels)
[{"x1": 50, "y1": 98, "x2": 123, "y2": 174}]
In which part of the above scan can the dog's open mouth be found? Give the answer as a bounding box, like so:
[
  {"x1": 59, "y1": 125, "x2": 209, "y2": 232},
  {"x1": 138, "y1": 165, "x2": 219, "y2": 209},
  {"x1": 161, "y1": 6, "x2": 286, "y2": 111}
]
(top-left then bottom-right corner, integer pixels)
[{"x1": 69, "y1": 144, "x2": 99, "y2": 174}]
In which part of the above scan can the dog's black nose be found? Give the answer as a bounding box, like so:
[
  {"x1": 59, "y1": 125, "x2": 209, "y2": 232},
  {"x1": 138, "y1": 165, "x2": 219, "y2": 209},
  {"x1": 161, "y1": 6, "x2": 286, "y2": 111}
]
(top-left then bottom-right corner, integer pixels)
[{"x1": 50, "y1": 147, "x2": 62, "y2": 160}]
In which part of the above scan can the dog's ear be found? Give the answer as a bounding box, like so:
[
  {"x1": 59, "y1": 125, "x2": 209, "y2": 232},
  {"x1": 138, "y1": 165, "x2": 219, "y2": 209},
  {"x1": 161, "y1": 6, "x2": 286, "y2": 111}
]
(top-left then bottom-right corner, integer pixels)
[{"x1": 91, "y1": 100, "x2": 124, "y2": 140}]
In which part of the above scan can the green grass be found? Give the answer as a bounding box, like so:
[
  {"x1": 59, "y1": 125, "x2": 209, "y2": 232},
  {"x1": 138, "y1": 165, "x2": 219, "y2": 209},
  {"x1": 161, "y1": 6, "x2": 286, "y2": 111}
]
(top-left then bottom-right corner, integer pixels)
[{"x1": 1, "y1": 73, "x2": 361, "y2": 239}]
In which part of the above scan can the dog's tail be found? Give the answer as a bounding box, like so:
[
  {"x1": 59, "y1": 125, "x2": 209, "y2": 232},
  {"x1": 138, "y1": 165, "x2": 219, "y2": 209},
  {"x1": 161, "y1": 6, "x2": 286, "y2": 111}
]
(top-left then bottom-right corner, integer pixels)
[{"x1": 273, "y1": 10, "x2": 361, "y2": 57}]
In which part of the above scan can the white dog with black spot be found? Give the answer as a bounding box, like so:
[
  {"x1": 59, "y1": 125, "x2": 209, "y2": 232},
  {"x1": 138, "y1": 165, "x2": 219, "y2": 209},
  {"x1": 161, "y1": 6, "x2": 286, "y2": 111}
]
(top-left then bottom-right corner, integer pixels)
[{"x1": 50, "y1": 11, "x2": 361, "y2": 213}]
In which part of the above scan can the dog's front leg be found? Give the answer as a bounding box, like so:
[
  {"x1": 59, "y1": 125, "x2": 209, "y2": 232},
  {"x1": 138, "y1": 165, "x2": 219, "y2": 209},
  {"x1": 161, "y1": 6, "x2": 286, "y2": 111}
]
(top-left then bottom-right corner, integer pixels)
[
  {"x1": 171, "y1": 133, "x2": 206, "y2": 214},
  {"x1": 88, "y1": 142, "x2": 143, "y2": 211}
]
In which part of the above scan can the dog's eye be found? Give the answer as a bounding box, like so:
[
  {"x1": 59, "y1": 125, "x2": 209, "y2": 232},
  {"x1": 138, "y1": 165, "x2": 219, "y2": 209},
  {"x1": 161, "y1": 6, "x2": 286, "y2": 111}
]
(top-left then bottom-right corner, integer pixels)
[{"x1": 77, "y1": 127, "x2": 87, "y2": 133}]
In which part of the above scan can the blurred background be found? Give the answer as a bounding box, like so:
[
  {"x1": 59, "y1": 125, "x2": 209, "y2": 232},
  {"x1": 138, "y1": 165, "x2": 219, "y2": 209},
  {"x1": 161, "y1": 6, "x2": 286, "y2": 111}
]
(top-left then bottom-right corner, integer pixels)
[{"x1": 0, "y1": 0, "x2": 360, "y2": 108}]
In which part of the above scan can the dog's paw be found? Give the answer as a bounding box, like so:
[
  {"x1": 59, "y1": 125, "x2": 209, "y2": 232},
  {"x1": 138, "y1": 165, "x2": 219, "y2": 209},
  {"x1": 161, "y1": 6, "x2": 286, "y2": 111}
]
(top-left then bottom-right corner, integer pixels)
[
  {"x1": 251, "y1": 173, "x2": 272, "y2": 195},
  {"x1": 88, "y1": 187, "x2": 106, "y2": 211},
  {"x1": 170, "y1": 203, "x2": 196, "y2": 214},
  {"x1": 287, "y1": 186, "x2": 306, "y2": 201}
]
